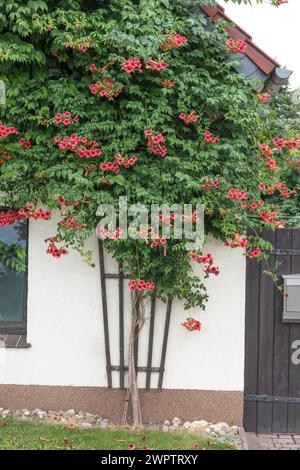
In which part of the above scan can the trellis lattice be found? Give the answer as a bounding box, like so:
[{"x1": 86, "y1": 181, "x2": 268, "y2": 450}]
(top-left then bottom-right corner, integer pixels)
[{"x1": 98, "y1": 241, "x2": 172, "y2": 389}]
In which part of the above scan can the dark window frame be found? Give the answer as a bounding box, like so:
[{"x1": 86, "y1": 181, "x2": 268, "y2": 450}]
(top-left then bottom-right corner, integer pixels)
[{"x1": 0, "y1": 212, "x2": 29, "y2": 335}]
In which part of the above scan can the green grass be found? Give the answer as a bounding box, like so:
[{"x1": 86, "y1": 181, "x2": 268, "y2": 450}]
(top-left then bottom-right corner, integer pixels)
[{"x1": 0, "y1": 418, "x2": 237, "y2": 450}]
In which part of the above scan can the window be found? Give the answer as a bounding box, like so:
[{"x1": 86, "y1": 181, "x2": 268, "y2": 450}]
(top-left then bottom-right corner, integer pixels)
[{"x1": 0, "y1": 220, "x2": 28, "y2": 334}]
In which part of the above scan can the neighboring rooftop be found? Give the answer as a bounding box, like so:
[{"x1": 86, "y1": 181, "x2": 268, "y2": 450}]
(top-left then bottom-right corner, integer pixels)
[{"x1": 200, "y1": 3, "x2": 292, "y2": 95}]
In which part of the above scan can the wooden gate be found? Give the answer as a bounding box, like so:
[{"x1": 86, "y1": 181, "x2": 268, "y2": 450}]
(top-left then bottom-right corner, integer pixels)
[{"x1": 244, "y1": 229, "x2": 300, "y2": 433}]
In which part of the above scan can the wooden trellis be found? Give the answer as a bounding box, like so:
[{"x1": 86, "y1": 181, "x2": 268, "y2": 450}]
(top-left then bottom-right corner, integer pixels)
[{"x1": 98, "y1": 241, "x2": 172, "y2": 389}]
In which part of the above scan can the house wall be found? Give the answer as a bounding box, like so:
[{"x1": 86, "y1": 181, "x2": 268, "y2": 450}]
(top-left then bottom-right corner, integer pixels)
[{"x1": 0, "y1": 214, "x2": 246, "y2": 424}]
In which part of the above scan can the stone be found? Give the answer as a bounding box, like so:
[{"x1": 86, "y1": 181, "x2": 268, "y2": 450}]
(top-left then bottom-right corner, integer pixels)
[
  {"x1": 198, "y1": 420, "x2": 209, "y2": 428},
  {"x1": 2, "y1": 410, "x2": 11, "y2": 417},
  {"x1": 37, "y1": 411, "x2": 47, "y2": 419},
  {"x1": 183, "y1": 421, "x2": 191, "y2": 429},
  {"x1": 162, "y1": 425, "x2": 169, "y2": 433},
  {"x1": 66, "y1": 409, "x2": 76, "y2": 417},
  {"x1": 99, "y1": 419, "x2": 108, "y2": 429},
  {"x1": 213, "y1": 422, "x2": 230, "y2": 435},
  {"x1": 189, "y1": 420, "x2": 208, "y2": 431},
  {"x1": 172, "y1": 417, "x2": 182, "y2": 427},
  {"x1": 23, "y1": 411, "x2": 31, "y2": 417},
  {"x1": 231, "y1": 426, "x2": 239, "y2": 435},
  {"x1": 81, "y1": 422, "x2": 92, "y2": 429},
  {"x1": 188, "y1": 422, "x2": 208, "y2": 436},
  {"x1": 163, "y1": 420, "x2": 170, "y2": 426},
  {"x1": 84, "y1": 414, "x2": 96, "y2": 424}
]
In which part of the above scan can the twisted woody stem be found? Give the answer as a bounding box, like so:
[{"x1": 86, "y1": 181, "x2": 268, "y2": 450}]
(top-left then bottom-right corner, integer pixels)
[{"x1": 122, "y1": 292, "x2": 146, "y2": 427}]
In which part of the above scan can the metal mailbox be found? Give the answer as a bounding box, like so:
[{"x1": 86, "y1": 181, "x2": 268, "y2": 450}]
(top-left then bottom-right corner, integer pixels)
[{"x1": 283, "y1": 274, "x2": 300, "y2": 323}]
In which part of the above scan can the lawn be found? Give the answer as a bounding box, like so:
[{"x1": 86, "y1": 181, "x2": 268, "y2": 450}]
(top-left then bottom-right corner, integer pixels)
[{"x1": 0, "y1": 418, "x2": 237, "y2": 450}]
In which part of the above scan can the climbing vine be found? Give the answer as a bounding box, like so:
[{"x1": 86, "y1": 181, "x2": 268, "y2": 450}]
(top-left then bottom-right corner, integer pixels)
[{"x1": 0, "y1": 0, "x2": 297, "y2": 424}]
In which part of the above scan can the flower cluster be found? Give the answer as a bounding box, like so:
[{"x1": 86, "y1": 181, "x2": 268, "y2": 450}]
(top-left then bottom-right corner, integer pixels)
[
  {"x1": 60, "y1": 216, "x2": 86, "y2": 231},
  {"x1": 100, "y1": 162, "x2": 120, "y2": 174},
  {"x1": 274, "y1": 0, "x2": 288, "y2": 5},
  {"x1": 189, "y1": 251, "x2": 220, "y2": 276},
  {"x1": 55, "y1": 134, "x2": 102, "y2": 158},
  {"x1": 226, "y1": 38, "x2": 247, "y2": 53},
  {"x1": 129, "y1": 280, "x2": 156, "y2": 292},
  {"x1": 247, "y1": 248, "x2": 262, "y2": 259},
  {"x1": 146, "y1": 58, "x2": 169, "y2": 71},
  {"x1": 157, "y1": 211, "x2": 177, "y2": 224},
  {"x1": 100, "y1": 153, "x2": 138, "y2": 175},
  {"x1": 0, "y1": 206, "x2": 51, "y2": 227},
  {"x1": 45, "y1": 236, "x2": 68, "y2": 258},
  {"x1": 247, "y1": 200, "x2": 265, "y2": 211},
  {"x1": 266, "y1": 157, "x2": 279, "y2": 170},
  {"x1": 273, "y1": 137, "x2": 300, "y2": 150},
  {"x1": 55, "y1": 112, "x2": 79, "y2": 125},
  {"x1": 227, "y1": 188, "x2": 247, "y2": 201},
  {"x1": 162, "y1": 80, "x2": 176, "y2": 89},
  {"x1": 19, "y1": 137, "x2": 32, "y2": 149},
  {"x1": 190, "y1": 252, "x2": 213, "y2": 265},
  {"x1": 226, "y1": 233, "x2": 248, "y2": 249},
  {"x1": 260, "y1": 144, "x2": 273, "y2": 156},
  {"x1": 201, "y1": 179, "x2": 219, "y2": 190},
  {"x1": 90, "y1": 78, "x2": 124, "y2": 100},
  {"x1": 0, "y1": 122, "x2": 19, "y2": 139},
  {"x1": 115, "y1": 153, "x2": 138, "y2": 168},
  {"x1": 259, "y1": 181, "x2": 296, "y2": 198},
  {"x1": 123, "y1": 58, "x2": 142, "y2": 73},
  {"x1": 145, "y1": 130, "x2": 167, "y2": 157},
  {"x1": 258, "y1": 93, "x2": 270, "y2": 103},
  {"x1": 19, "y1": 206, "x2": 52, "y2": 221},
  {"x1": 204, "y1": 266, "x2": 220, "y2": 276},
  {"x1": 261, "y1": 211, "x2": 285, "y2": 228},
  {"x1": 181, "y1": 317, "x2": 201, "y2": 332},
  {"x1": 179, "y1": 110, "x2": 199, "y2": 125},
  {"x1": 260, "y1": 137, "x2": 300, "y2": 165},
  {"x1": 98, "y1": 226, "x2": 123, "y2": 240},
  {"x1": 204, "y1": 130, "x2": 219, "y2": 143},
  {"x1": 160, "y1": 33, "x2": 188, "y2": 51},
  {"x1": 139, "y1": 226, "x2": 167, "y2": 254}
]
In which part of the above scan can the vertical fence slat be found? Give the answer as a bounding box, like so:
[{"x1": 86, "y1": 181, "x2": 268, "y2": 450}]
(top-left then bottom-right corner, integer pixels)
[
  {"x1": 98, "y1": 240, "x2": 112, "y2": 388},
  {"x1": 119, "y1": 264, "x2": 125, "y2": 388},
  {"x1": 257, "y1": 230, "x2": 275, "y2": 433},
  {"x1": 244, "y1": 255, "x2": 260, "y2": 432},
  {"x1": 146, "y1": 298, "x2": 156, "y2": 389},
  {"x1": 272, "y1": 229, "x2": 291, "y2": 433},
  {"x1": 158, "y1": 299, "x2": 172, "y2": 389}
]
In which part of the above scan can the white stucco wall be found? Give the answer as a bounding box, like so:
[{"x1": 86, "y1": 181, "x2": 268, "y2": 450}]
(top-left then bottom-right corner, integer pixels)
[{"x1": 0, "y1": 214, "x2": 246, "y2": 391}]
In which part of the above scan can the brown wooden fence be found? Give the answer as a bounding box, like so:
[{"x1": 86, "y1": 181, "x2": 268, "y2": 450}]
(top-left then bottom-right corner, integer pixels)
[{"x1": 244, "y1": 229, "x2": 300, "y2": 433}]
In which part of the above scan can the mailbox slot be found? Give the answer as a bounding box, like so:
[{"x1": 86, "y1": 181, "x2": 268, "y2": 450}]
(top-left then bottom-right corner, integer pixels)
[{"x1": 283, "y1": 274, "x2": 300, "y2": 323}]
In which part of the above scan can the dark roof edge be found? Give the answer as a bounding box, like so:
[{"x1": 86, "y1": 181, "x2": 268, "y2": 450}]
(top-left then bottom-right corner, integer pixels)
[{"x1": 200, "y1": 3, "x2": 293, "y2": 93}]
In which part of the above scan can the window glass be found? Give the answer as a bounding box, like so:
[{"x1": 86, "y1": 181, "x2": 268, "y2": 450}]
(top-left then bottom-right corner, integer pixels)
[{"x1": 0, "y1": 221, "x2": 27, "y2": 324}]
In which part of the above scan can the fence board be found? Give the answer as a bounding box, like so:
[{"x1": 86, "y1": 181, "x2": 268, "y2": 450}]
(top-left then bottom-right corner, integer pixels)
[
  {"x1": 257, "y1": 230, "x2": 275, "y2": 433},
  {"x1": 272, "y1": 229, "x2": 291, "y2": 433},
  {"x1": 245, "y1": 229, "x2": 300, "y2": 433}
]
